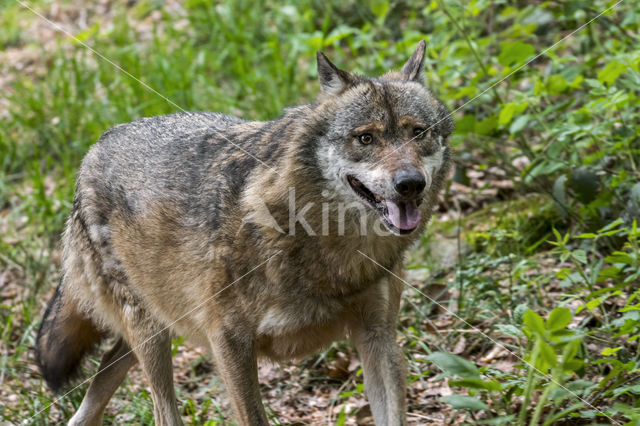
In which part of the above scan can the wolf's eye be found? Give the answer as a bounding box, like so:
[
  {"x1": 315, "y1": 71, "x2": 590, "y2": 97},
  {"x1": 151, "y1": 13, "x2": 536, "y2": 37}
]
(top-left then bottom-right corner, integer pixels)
[
  {"x1": 413, "y1": 127, "x2": 427, "y2": 139},
  {"x1": 359, "y1": 133, "x2": 373, "y2": 145}
]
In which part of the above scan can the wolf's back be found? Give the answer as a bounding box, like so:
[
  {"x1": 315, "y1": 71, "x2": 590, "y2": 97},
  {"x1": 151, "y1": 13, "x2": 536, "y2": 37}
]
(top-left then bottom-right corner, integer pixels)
[
  {"x1": 76, "y1": 111, "x2": 258, "y2": 229},
  {"x1": 36, "y1": 112, "x2": 251, "y2": 391}
]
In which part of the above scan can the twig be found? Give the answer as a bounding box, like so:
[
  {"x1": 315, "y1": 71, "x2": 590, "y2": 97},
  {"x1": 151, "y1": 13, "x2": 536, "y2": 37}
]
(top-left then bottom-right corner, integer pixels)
[
  {"x1": 436, "y1": 0, "x2": 504, "y2": 104},
  {"x1": 588, "y1": 374, "x2": 640, "y2": 406},
  {"x1": 408, "y1": 411, "x2": 442, "y2": 421}
]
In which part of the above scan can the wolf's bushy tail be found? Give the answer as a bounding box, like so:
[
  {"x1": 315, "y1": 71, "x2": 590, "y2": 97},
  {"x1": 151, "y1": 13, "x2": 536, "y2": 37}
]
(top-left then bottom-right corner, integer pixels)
[{"x1": 35, "y1": 280, "x2": 103, "y2": 392}]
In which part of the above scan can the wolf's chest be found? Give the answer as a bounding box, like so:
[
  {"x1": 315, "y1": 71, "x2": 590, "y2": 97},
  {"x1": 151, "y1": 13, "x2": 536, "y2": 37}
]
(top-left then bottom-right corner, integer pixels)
[
  {"x1": 255, "y1": 298, "x2": 350, "y2": 361},
  {"x1": 256, "y1": 297, "x2": 345, "y2": 337}
]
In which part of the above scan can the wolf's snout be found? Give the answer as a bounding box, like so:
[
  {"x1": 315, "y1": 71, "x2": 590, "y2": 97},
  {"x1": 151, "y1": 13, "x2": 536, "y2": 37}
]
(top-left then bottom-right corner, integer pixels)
[{"x1": 393, "y1": 169, "x2": 426, "y2": 198}]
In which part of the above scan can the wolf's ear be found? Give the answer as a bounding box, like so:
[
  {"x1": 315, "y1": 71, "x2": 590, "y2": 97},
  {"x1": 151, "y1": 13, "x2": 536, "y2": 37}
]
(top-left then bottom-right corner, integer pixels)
[
  {"x1": 401, "y1": 39, "x2": 426, "y2": 82},
  {"x1": 317, "y1": 52, "x2": 354, "y2": 95}
]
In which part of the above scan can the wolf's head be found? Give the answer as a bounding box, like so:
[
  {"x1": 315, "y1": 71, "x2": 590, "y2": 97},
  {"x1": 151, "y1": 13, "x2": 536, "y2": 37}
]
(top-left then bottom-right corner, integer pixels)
[{"x1": 312, "y1": 41, "x2": 454, "y2": 236}]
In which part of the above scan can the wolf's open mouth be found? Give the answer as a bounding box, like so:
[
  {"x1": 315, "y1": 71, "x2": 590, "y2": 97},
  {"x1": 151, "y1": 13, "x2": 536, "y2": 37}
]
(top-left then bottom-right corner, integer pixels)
[{"x1": 347, "y1": 175, "x2": 422, "y2": 235}]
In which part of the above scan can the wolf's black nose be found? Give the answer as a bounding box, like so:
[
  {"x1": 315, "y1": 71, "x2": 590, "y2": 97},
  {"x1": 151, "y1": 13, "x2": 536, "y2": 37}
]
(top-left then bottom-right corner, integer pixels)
[{"x1": 394, "y1": 169, "x2": 426, "y2": 197}]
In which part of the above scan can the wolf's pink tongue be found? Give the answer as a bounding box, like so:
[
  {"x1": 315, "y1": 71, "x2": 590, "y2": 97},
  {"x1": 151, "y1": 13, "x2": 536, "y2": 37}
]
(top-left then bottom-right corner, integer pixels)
[{"x1": 385, "y1": 200, "x2": 421, "y2": 230}]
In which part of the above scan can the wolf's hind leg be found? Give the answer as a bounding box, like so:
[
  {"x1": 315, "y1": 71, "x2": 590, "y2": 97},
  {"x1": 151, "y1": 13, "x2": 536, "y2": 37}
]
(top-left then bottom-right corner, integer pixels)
[
  {"x1": 127, "y1": 327, "x2": 182, "y2": 426},
  {"x1": 69, "y1": 338, "x2": 137, "y2": 426}
]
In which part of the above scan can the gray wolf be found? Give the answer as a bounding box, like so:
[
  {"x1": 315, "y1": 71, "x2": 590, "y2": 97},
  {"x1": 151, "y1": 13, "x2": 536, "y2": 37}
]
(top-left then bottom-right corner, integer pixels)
[{"x1": 35, "y1": 40, "x2": 453, "y2": 425}]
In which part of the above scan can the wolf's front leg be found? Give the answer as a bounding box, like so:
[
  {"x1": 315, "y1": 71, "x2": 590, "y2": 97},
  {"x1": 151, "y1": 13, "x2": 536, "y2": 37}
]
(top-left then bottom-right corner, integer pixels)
[
  {"x1": 208, "y1": 328, "x2": 268, "y2": 425},
  {"x1": 351, "y1": 326, "x2": 407, "y2": 425},
  {"x1": 348, "y1": 278, "x2": 407, "y2": 426}
]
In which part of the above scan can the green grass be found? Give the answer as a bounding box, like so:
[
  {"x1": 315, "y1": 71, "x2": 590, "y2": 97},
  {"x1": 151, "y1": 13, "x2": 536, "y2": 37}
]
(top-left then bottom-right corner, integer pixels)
[{"x1": 1, "y1": 0, "x2": 640, "y2": 424}]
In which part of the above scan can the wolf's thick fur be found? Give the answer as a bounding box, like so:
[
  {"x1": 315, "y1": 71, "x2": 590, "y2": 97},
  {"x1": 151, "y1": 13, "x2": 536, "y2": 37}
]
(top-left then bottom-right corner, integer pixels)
[{"x1": 36, "y1": 41, "x2": 453, "y2": 425}]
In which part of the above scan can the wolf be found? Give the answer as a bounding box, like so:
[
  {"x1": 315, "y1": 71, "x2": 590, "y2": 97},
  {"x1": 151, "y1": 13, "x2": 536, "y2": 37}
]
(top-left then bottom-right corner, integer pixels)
[{"x1": 35, "y1": 40, "x2": 453, "y2": 425}]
